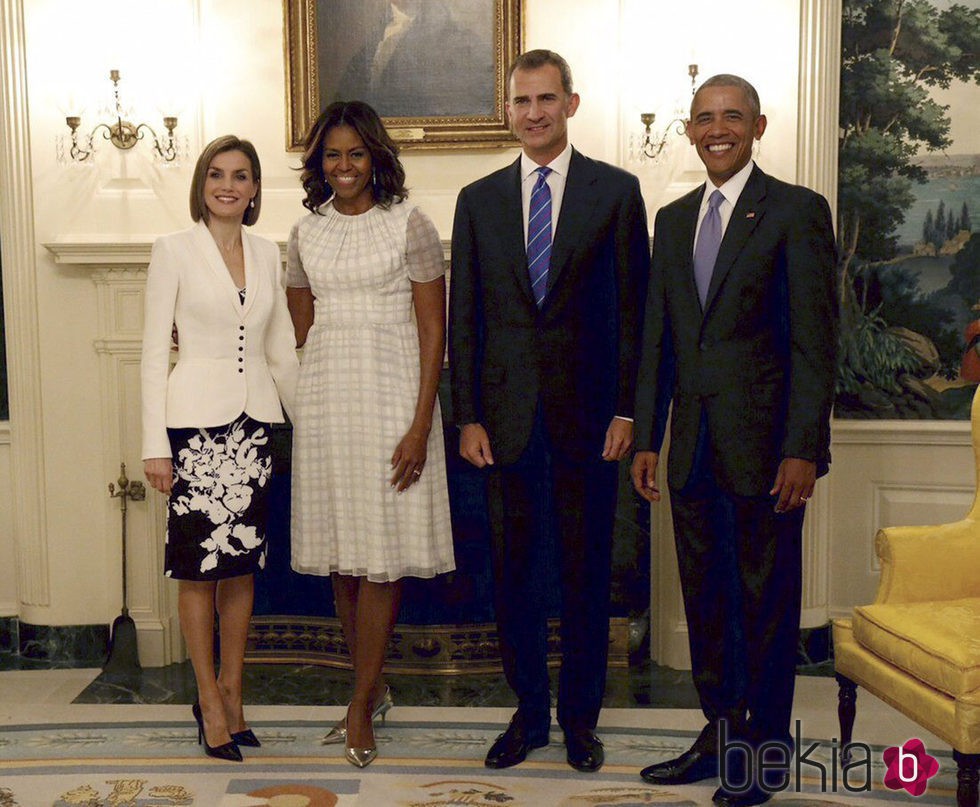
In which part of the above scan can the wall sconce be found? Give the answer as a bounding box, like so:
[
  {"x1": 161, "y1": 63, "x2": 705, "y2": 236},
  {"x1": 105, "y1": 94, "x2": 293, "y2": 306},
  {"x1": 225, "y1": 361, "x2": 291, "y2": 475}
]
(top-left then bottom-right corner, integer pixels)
[
  {"x1": 62, "y1": 70, "x2": 179, "y2": 163},
  {"x1": 629, "y1": 64, "x2": 699, "y2": 164}
]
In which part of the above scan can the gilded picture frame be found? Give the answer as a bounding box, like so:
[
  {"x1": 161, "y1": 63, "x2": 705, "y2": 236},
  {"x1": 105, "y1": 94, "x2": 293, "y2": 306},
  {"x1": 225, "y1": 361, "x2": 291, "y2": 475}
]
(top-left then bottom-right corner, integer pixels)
[{"x1": 283, "y1": 0, "x2": 523, "y2": 151}]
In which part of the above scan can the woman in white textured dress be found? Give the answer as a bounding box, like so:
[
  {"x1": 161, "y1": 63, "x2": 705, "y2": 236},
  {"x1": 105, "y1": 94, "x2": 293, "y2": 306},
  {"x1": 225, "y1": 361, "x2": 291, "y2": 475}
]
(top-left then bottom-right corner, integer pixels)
[{"x1": 286, "y1": 101, "x2": 454, "y2": 768}]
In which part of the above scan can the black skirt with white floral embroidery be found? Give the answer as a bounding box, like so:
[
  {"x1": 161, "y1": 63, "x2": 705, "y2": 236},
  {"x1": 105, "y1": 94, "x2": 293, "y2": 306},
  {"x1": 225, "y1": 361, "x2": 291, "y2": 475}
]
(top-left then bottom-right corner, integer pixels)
[{"x1": 164, "y1": 414, "x2": 273, "y2": 580}]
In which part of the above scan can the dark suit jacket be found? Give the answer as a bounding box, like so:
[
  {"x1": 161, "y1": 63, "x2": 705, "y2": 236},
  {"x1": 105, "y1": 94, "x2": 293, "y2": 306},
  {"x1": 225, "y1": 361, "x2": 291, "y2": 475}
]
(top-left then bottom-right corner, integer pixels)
[
  {"x1": 449, "y1": 149, "x2": 650, "y2": 465},
  {"x1": 634, "y1": 165, "x2": 838, "y2": 497}
]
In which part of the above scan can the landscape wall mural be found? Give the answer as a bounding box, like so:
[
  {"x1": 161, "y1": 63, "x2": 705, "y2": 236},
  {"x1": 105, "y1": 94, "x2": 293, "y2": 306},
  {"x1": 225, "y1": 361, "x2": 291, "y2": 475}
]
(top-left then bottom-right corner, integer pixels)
[{"x1": 836, "y1": 0, "x2": 980, "y2": 419}]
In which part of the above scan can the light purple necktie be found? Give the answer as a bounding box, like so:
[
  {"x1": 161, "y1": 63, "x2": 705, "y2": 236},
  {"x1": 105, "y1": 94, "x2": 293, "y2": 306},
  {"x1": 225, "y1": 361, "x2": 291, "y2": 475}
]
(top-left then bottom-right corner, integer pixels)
[
  {"x1": 526, "y1": 166, "x2": 553, "y2": 308},
  {"x1": 693, "y1": 189, "x2": 725, "y2": 307}
]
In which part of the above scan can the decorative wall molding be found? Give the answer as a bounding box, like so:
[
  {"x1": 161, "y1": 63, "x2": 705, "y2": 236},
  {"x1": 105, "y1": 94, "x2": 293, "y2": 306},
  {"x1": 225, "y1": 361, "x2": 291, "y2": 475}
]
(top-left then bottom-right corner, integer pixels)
[
  {"x1": 20, "y1": 252, "x2": 181, "y2": 665},
  {"x1": 828, "y1": 424, "x2": 976, "y2": 621},
  {"x1": 796, "y1": 9, "x2": 839, "y2": 640},
  {"x1": 0, "y1": 435, "x2": 13, "y2": 618},
  {"x1": 833, "y1": 418, "x2": 972, "y2": 446},
  {"x1": 88, "y1": 266, "x2": 176, "y2": 666},
  {"x1": 796, "y1": 0, "x2": 841, "y2": 211},
  {"x1": 0, "y1": 0, "x2": 50, "y2": 608},
  {"x1": 46, "y1": 243, "x2": 153, "y2": 266},
  {"x1": 870, "y1": 482, "x2": 976, "y2": 573},
  {"x1": 45, "y1": 239, "x2": 453, "y2": 267},
  {"x1": 801, "y1": 475, "x2": 832, "y2": 628},
  {"x1": 649, "y1": 473, "x2": 692, "y2": 670}
]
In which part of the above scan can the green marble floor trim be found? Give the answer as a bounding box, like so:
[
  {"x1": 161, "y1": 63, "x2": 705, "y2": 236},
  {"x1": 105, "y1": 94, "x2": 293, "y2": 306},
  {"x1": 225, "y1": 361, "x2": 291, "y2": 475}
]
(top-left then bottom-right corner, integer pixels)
[{"x1": 71, "y1": 659, "x2": 703, "y2": 710}]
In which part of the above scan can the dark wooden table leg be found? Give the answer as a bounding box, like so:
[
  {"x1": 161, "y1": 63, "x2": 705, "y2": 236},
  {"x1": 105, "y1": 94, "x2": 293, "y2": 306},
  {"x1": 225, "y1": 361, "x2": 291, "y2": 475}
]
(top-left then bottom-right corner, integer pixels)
[
  {"x1": 954, "y1": 751, "x2": 980, "y2": 807},
  {"x1": 835, "y1": 673, "x2": 857, "y2": 765}
]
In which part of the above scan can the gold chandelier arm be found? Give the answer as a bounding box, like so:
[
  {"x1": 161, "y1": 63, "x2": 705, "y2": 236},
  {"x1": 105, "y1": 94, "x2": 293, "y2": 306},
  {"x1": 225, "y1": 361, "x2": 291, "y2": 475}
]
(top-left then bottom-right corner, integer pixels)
[
  {"x1": 61, "y1": 70, "x2": 179, "y2": 163},
  {"x1": 136, "y1": 122, "x2": 179, "y2": 162},
  {"x1": 639, "y1": 116, "x2": 688, "y2": 161}
]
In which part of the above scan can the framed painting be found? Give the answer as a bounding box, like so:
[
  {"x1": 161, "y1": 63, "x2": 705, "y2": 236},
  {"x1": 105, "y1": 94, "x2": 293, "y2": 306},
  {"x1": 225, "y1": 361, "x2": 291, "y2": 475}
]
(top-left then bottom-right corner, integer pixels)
[
  {"x1": 835, "y1": 0, "x2": 980, "y2": 419},
  {"x1": 283, "y1": 0, "x2": 523, "y2": 151}
]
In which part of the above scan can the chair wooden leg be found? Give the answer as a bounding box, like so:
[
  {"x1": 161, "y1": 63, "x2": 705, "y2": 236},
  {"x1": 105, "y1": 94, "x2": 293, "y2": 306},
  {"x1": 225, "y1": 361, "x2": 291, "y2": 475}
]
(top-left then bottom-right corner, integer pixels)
[
  {"x1": 955, "y1": 751, "x2": 980, "y2": 807},
  {"x1": 835, "y1": 673, "x2": 857, "y2": 764}
]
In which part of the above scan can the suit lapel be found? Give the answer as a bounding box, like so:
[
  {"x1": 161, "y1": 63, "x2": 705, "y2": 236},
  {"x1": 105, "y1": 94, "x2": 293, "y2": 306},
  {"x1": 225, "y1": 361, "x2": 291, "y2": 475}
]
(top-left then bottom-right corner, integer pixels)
[
  {"x1": 190, "y1": 220, "x2": 246, "y2": 319},
  {"x1": 546, "y1": 149, "x2": 597, "y2": 300},
  {"x1": 240, "y1": 231, "x2": 257, "y2": 318},
  {"x1": 703, "y1": 165, "x2": 767, "y2": 313},
  {"x1": 493, "y1": 158, "x2": 536, "y2": 305},
  {"x1": 675, "y1": 187, "x2": 703, "y2": 309}
]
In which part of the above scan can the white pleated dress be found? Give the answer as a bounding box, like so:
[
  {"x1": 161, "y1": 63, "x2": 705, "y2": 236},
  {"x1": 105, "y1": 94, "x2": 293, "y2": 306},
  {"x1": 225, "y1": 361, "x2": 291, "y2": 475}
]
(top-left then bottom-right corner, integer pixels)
[{"x1": 286, "y1": 200, "x2": 455, "y2": 582}]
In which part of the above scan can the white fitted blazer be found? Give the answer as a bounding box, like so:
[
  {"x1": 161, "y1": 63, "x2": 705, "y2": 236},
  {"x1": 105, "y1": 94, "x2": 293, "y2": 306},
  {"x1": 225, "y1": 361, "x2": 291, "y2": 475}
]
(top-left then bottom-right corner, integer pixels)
[{"x1": 141, "y1": 220, "x2": 299, "y2": 459}]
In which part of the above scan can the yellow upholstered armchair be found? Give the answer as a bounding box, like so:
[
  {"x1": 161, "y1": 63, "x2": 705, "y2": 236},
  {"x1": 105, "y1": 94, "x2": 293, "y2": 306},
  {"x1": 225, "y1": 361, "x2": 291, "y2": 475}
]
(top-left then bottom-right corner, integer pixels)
[{"x1": 834, "y1": 385, "x2": 980, "y2": 806}]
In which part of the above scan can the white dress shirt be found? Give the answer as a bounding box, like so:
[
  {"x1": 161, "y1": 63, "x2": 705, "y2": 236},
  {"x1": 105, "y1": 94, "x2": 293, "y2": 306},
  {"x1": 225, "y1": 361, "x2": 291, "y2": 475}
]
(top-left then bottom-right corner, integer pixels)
[
  {"x1": 693, "y1": 159, "x2": 756, "y2": 253},
  {"x1": 520, "y1": 143, "x2": 573, "y2": 245}
]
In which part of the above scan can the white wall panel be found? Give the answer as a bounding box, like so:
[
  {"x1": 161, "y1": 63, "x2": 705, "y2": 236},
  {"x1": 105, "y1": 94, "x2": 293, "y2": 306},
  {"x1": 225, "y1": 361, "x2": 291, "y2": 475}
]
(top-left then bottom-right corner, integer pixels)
[
  {"x1": 0, "y1": 434, "x2": 16, "y2": 615},
  {"x1": 828, "y1": 421, "x2": 974, "y2": 619}
]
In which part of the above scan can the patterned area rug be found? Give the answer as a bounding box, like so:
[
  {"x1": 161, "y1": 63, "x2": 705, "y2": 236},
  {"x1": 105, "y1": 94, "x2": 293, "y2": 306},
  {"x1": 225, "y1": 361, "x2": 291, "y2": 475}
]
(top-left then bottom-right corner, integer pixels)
[{"x1": 0, "y1": 714, "x2": 960, "y2": 805}]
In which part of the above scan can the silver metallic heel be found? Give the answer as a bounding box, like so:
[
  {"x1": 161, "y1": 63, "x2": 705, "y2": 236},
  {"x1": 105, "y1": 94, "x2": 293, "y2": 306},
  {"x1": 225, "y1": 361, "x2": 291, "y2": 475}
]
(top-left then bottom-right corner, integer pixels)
[
  {"x1": 321, "y1": 717, "x2": 347, "y2": 746},
  {"x1": 374, "y1": 686, "x2": 393, "y2": 724},
  {"x1": 343, "y1": 703, "x2": 377, "y2": 768},
  {"x1": 345, "y1": 742, "x2": 378, "y2": 767},
  {"x1": 322, "y1": 685, "x2": 393, "y2": 745}
]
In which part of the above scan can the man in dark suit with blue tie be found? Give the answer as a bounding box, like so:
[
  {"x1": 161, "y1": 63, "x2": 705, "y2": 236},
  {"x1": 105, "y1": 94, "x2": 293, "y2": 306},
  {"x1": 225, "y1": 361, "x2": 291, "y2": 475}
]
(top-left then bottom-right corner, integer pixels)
[
  {"x1": 632, "y1": 74, "x2": 838, "y2": 807},
  {"x1": 449, "y1": 49, "x2": 650, "y2": 773}
]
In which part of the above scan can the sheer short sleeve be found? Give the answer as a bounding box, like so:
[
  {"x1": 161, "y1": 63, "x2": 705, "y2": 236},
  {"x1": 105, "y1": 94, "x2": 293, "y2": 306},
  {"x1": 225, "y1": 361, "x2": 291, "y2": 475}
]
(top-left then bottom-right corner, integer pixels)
[
  {"x1": 284, "y1": 221, "x2": 310, "y2": 288},
  {"x1": 405, "y1": 207, "x2": 446, "y2": 283}
]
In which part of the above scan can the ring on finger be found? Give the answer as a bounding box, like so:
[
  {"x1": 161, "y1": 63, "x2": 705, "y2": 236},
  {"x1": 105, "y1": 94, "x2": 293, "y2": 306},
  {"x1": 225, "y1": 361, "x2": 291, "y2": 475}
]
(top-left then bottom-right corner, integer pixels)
[{"x1": 412, "y1": 468, "x2": 422, "y2": 476}]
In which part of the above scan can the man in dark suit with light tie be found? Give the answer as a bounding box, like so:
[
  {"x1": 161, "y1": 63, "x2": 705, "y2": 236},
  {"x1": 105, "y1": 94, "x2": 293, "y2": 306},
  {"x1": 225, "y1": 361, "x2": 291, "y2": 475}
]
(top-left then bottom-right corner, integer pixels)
[
  {"x1": 631, "y1": 74, "x2": 838, "y2": 807},
  {"x1": 449, "y1": 49, "x2": 650, "y2": 773}
]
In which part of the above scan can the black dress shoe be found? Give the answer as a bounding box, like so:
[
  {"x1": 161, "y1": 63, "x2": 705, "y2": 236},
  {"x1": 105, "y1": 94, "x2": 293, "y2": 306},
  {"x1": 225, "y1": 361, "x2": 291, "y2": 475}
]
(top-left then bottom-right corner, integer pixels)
[
  {"x1": 640, "y1": 744, "x2": 718, "y2": 784},
  {"x1": 712, "y1": 785, "x2": 772, "y2": 807},
  {"x1": 192, "y1": 702, "x2": 243, "y2": 762},
  {"x1": 231, "y1": 728, "x2": 261, "y2": 747},
  {"x1": 565, "y1": 730, "x2": 604, "y2": 772},
  {"x1": 484, "y1": 714, "x2": 549, "y2": 769}
]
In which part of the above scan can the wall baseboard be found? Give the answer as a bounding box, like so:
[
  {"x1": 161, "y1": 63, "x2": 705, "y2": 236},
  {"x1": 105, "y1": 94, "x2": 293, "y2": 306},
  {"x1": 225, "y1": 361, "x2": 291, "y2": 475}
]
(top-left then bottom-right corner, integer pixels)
[
  {"x1": 14, "y1": 621, "x2": 108, "y2": 664},
  {"x1": 0, "y1": 615, "x2": 15, "y2": 653}
]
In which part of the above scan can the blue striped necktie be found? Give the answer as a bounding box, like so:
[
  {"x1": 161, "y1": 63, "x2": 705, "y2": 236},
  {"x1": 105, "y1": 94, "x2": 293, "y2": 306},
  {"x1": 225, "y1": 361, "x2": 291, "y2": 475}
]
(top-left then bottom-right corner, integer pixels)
[
  {"x1": 527, "y1": 166, "x2": 553, "y2": 308},
  {"x1": 693, "y1": 189, "x2": 725, "y2": 307}
]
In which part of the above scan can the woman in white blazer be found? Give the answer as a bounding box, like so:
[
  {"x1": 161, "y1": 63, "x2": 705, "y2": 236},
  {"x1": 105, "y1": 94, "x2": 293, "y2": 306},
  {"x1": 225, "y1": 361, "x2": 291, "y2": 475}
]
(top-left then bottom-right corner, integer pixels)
[{"x1": 141, "y1": 136, "x2": 297, "y2": 761}]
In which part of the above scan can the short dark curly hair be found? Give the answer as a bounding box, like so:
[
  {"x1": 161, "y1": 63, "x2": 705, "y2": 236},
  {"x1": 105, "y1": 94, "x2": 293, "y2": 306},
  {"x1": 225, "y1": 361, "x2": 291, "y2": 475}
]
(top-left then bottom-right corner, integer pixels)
[
  {"x1": 507, "y1": 49, "x2": 574, "y2": 96},
  {"x1": 692, "y1": 74, "x2": 761, "y2": 119},
  {"x1": 299, "y1": 100, "x2": 407, "y2": 213}
]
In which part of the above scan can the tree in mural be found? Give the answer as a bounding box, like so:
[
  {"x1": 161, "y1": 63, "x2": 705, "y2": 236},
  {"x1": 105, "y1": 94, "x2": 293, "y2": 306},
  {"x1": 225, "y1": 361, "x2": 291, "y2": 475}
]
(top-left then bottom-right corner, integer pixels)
[
  {"x1": 838, "y1": 0, "x2": 980, "y2": 416},
  {"x1": 948, "y1": 232, "x2": 980, "y2": 310},
  {"x1": 935, "y1": 200, "x2": 948, "y2": 250},
  {"x1": 922, "y1": 200, "x2": 974, "y2": 251}
]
